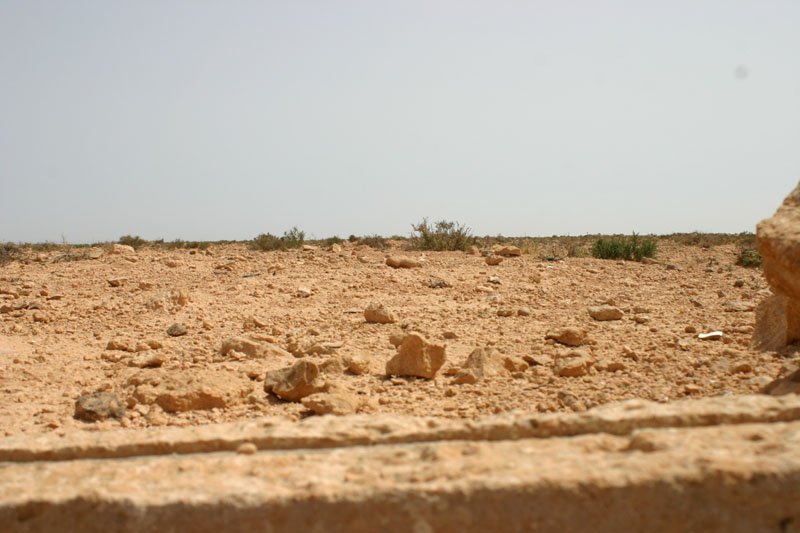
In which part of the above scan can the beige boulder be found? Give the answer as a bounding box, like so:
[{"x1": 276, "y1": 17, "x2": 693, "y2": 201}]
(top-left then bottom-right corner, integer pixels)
[
  {"x1": 485, "y1": 255, "x2": 503, "y2": 266},
  {"x1": 453, "y1": 348, "x2": 527, "y2": 385},
  {"x1": 555, "y1": 350, "x2": 595, "y2": 377},
  {"x1": 263, "y1": 360, "x2": 327, "y2": 402},
  {"x1": 753, "y1": 181, "x2": 800, "y2": 350},
  {"x1": 110, "y1": 243, "x2": 135, "y2": 255},
  {"x1": 385, "y1": 333, "x2": 446, "y2": 379}
]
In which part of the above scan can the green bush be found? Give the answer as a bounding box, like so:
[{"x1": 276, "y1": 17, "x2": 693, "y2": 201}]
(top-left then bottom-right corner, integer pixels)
[
  {"x1": 592, "y1": 233, "x2": 657, "y2": 261},
  {"x1": 410, "y1": 218, "x2": 474, "y2": 251},
  {"x1": 0, "y1": 242, "x2": 18, "y2": 265},
  {"x1": 325, "y1": 236, "x2": 344, "y2": 246},
  {"x1": 249, "y1": 228, "x2": 305, "y2": 251},
  {"x1": 118, "y1": 235, "x2": 147, "y2": 250},
  {"x1": 358, "y1": 235, "x2": 388, "y2": 249},
  {"x1": 737, "y1": 249, "x2": 762, "y2": 268}
]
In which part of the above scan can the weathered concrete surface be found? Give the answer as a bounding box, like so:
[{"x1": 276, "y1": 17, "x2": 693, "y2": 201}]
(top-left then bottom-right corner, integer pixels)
[
  {"x1": 3, "y1": 394, "x2": 800, "y2": 463},
  {"x1": 2, "y1": 420, "x2": 800, "y2": 532}
]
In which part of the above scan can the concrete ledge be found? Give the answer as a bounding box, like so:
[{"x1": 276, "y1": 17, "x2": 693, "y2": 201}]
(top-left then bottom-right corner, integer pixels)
[{"x1": 3, "y1": 394, "x2": 800, "y2": 462}]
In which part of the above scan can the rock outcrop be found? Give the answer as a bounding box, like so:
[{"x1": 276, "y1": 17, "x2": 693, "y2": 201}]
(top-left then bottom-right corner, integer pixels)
[{"x1": 752, "y1": 180, "x2": 800, "y2": 351}]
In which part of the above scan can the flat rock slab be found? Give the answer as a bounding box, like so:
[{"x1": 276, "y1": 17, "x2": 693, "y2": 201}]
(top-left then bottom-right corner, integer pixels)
[
  {"x1": 2, "y1": 420, "x2": 800, "y2": 532},
  {"x1": 3, "y1": 394, "x2": 800, "y2": 463}
]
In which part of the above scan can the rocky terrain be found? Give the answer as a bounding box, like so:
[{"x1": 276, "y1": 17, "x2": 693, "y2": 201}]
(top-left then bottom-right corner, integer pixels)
[
  {"x1": 0, "y1": 238, "x2": 790, "y2": 436},
  {"x1": 2, "y1": 183, "x2": 800, "y2": 531}
]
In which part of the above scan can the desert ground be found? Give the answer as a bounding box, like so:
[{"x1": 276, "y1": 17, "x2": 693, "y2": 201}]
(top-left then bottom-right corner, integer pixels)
[{"x1": 0, "y1": 237, "x2": 791, "y2": 436}]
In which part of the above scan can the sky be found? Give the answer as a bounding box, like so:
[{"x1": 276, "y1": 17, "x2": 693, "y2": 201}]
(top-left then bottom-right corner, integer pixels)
[{"x1": 1, "y1": 1, "x2": 799, "y2": 243}]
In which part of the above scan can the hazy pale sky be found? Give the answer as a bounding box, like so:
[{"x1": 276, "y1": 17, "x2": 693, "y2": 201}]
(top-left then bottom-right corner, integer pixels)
[{"x1": 1, "y1": 1, "x2": 799, "y2": 243}]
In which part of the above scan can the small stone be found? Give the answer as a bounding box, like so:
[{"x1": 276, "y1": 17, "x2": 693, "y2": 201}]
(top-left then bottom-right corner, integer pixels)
[
  {"x1": 364, "y1": 302, "x2": 397, "y2": 324},
  {"x1": 301, "y1": 391, "x2": 360, "y2": 415},
  {"x1": 110, "y1": 244, "x2": 136, "y2": 255},
  {"x1": 166, "y1": 323, "x2": 188, "y2": 337},
  {"x1": 545, "y1": 327, "x2": 588, "y2": 347},
  {"x1": 555, "y1": 350, "x2": 594, "y2": 377},
  {"x1": 386, "y1": 256, "x2": 421, "y2": 268},
  {"x1": 385, "y1": 333, "x2": 446, "y2": 379},
  {"x1": 220, "y1": 337, "x2": 293, "y2": 359},
  {"x1": 734, "y1": 279, "x2": 745, "y2": 288},
  {"x1": 517, "y1": 307, "x2": 531, "y2": 317},
  {"x1": 496, "y1": 308, "x2": 515, "y2": 317},
  {"x1": 32, "y1": 311, "x2": 49, "y2": 323},
  {"x1": 684, "y1": 326, "x2": 697, "y2": 334},
  {"x1": 723, "y1": 301, "x2": 756, "y2": 313},
  {"x1": 346, "y1": 354, "x2": 371, "y2": 375},
  {"x1": 107, "y1": 278, "x2": 126, "y2": 287},
  {"x1": 730, "y1": 362, "x2": 753, "y2": 374},
  {"x1": 88, "y1": 248, "x2": 104, "y2": 260},
  {"x1": 633, "y1": 315, "x2": 649, "y2": 324},
  {"x1": 236, "y1": 443, "x2": 257, "y2": 455},
  {"x1": 588, "y1": 305, "x2": 624, "y2": 321},
  {"x1": 107, "y1": 338, "x2": 136, "y2": 352},
  {"x1": 74, "y1": 392, "x2": 125, "y2": 422},
  {"x1": 128, "y1": 352, "x2": 166, "y2": 368},
  {"x1": 698, "y1": 331, "x2": 723, "y2": 341},
  {"x1": 263, "y1": 359, "x2": 327, "y2": 401},
  {"x1": 296, "y1": 287, "x2": 313, "y2": 298},
  {"x1": 684, "y1": 384, "x2": 701, "y2": 394},
  {"x1": 443, "y1": 331, "x2": 458, "y2": 339},
  {"x1": 485, "y1": 255, "x2": 503, "y2": 266},
  {"x1": 492, "y1": 245, "x2": 521, "y2": 257},
  {"x1": 762, "y1": 369, "x2": 800, "y2": 396},
  {"x1": 468, "y1": 246, "x2": 480, "y2": 255},
  {"x1": 389, "y1": 332, "x2": 407, "y2": 347}
]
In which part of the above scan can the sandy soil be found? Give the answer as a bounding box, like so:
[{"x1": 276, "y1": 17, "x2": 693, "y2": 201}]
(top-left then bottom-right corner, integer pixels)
[{"x1": 0, "y1": 240, "x2": 790, "y2": 437}]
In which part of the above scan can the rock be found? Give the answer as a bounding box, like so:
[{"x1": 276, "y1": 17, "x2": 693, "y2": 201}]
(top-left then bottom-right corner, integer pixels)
[
  {"x1": 485, "y1": 255, "x2": 503, "y2": 266},
  {"x1": 128, "y1": 352, "x2": 166, "y2": 368},
  {"x1": 364, "y1": 303, "x2": 397, "y2": 324},
  {"x1": 301, "y1": 391, "x2": 360, "y2": 415},
  {"x1": 166, "y1": 323, "x2": 188, "y2": 337},
  {"x1": 517, "y1": 307, "x2": 531, "y2": 317},
  {"x1": 296, "y1": 287, "x2": 313, "y2": 298},
  {"x1": 762, "y1": 369, "x2": 800, "y2": 396},
  {"x1": 106, "y1": 338, "x2": 136, "y2": 352},
  {"x1": 110, "y1": 244, "x2": 135, "y2": 255},
  {"x1": 545, "y1": 327, "x2": 588, "y2": 347},
  {"x1": 588, "y1": 305, "x2": 624, "y2": 321},
  {"x1": 32, "y1": 311, "x2": 49, "y2": 323},
  {"x1": 385, "y1": 333, "x2": 446, "y2": 379},
  {"x1": 129, "y1": 370, "x2": 251, "y2": 412},
  {"x1": 753, "y1": 181, "x2": 800, "y2": 350},
  {"x1": 74, "y1": 392, "x2": 125, "y2": 422},
  {"x1": 389, "y1": 332, "x2": 407, "y2": 347},
  {"x1": 641, "y1": 257, "x2": 659, "y2": 265},
  {"x1": 723, "y1": 301, "x2": 756, "y2": 313},
  {"x1": 453, "y1": 347, "x2": 509, "y2": 385},
  {"x1": 236, "y1": 443, "x2": 257, "y2": 455},
  {"x1": 492, "y1": 245, "x2": 521, "y2": 257},
  {"x1": 496, "y1": 308, "x2": 515, "y2": 317},
  {"x1": 555, "y1": 350, "x2": 594, "y2": 377},
  {"x1": 386, "y1": 256, "x2": 421, "y2": 269},
  {"x1": 751, "y1": 295, "x2": 800, "y2": 351},
  {"x1": 595, "y1": 360, "x2": 625, "y2": 372},
  {"x1": 220, "y1": 337, "x2": 293, "y2": 359},
  {"x1": 346, "y1": 354, "x2": 371, "y2": 375},
  {"x1": 263, "y1": 360, "x2": 327, "y2": 402},
  {"x1": 87, "y1": 248, "x2": 104, "y2": 260},
  {"x1": 107, "y1": 278, "x2": 126, "y2": 287},
  {"x1": 698, "y1": 331, "x2": 723, "y2": 341},
  {"x1": 328, "y1": 243, "x2": 342, "y2": 253},
  {"x1": 468, "y1": 245, "x2": 480, "y2": 255}
]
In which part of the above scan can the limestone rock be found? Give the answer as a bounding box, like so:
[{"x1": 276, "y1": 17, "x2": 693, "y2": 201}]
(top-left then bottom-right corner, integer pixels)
[
  {"x1": 385, "y1": 333, "x2": 446, "y2": 379},
  {"x1": 386, "y1": 256, "x2": 421, "y2": 269},
  {"x1": 545, "y1": 327, "x2": 588, "y2": 347},
  {"x1": 364, "y1": 303, "x2": 396, "y2": 324},
  {"x1": 346, "y1": 354, "x2": 372, "y2": 375},
  {"x1": 128, "y1": 353, "x2": 166, "y2": 368},
  {"x1": 751, "y1": 295, "x2": 800, "y2": 351},
  {"x1": 758, "y1": 180, "x2": 800, "y2": 300},
  {"x1": 753, "y1": 181, "x2": 800, "y2": 350},
  {"x1": 110, "y1": 244, "x2": 135, "y2": 255},
  {"x1": 485, "y1": 255, "x2": 503, "y2": 266},
  {"x1": 74, "y1": 392, "x2": 125, "y2": 422},
  {"x1": 762, "y1": 369, "x2": 800, "y2": 396},
  {"x1": 301, "y1": 391, "x2": 360, "y2": 415},
  {"x1": 128, "y1": 370, "x2": 251, "y2": 412},
  {"x1": 220, "y1": 336, "x2": 293, "y2": 359},
  {"x1": 492, "y1": 245, "x2": 521, "y2": 257},
  {"x1": 555, "y1": 350, "x2": 594, "y2": 377},
  {"x1": 453, "y1": 348, "x2": 527, "y2": 385},
  {"x1": 588, "y1": 305, "x2": 624, "y2": 321},
  {"x1": 166, "y1": 323, "x2": 188, "y2": 337},
  {"x1": 107, "y1": 338, "x2": 136, "y2": 352},
  {"x1": 263, "y1": 360, "x2": 326, "y2": 402},
  {"x1": 87, "y1": 247, "x2": 104, "y2": 260},
  {"x1": 723, "y1": 301, "x2": 756, "y2": 313}
]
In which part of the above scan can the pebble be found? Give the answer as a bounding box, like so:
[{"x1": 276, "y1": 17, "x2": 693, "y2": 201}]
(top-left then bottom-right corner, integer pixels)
[
  {"x1": 236, "y1": 443, "x2": 258, "y2": 455},
  {"x1": 166, "y1": 323, "x2": 188, "y2": 337}
]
